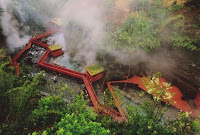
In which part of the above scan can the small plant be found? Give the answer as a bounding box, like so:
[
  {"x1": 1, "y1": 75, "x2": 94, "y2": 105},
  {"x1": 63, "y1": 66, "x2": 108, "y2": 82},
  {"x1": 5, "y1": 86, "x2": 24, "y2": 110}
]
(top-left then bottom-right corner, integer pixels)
[
  {"x1": 141, "y1": 72, "x2": 174, "y2": 122},
  {"x1": 168, "y1": 4, "x2": 183, "y2": 12},
  {"x1": 142, "y1": 72, "x2": 174, "y2": 103},
  {"x1": 167, "y1": 112, "x2": 200, "y2": 135},
  {"x1": 171, "y1": 34, "x2": 200, "y2": 51},
  {"x1": 100, "y1": 88, "x2": 117, "y2": 109}
]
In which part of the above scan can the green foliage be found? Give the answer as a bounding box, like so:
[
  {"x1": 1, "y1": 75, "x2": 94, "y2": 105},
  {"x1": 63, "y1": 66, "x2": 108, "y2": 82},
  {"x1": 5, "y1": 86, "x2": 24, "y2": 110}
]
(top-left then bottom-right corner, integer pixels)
[
  {"x1": 55, "y1": 113, "x2": 109, "y2": 135},
  {"x1": 100, "y1": 87, "x2": 124, "y2": 110},
  {"x1": 100, "y1": 88, "x2": 116, "y2": 109},
  {"x1": 29, "y1": 96, "x2": 68, "y2": 128},
  {"x1": 0, "y1": 55, "x2": 199, "y2": 135},
  {"x1": 142, "y1": 72, "x2": 174, "y2": 103},
  {"x1": 167, "y1": 112, "x2": 200, "y2": 135},
  {"x1": 0, "y1": 53, "x2": 47, "y2": 134},
  {"x1": 113, "y1": 11, "x2": 160, "y2": 52},
  {"x1": 168, "y1": 4, "x2": 183, "y2": 12},
  {"x1": 171, "y1": 34, "x2": 200, "y2": 51},
  {"x1": 147, "y1": 0, "x2": 168, "y2": 25},
  {"x1": 160, "y1": 15, "x2": 184, "y2": 30},
  {"x1": 97, "y1": 101, "x2": 172, "y2": 135},
  {"x1": 140, "y1": 73, "x2": 199, "y2": 135},
  {"x1": 107, "y1": 0, "x2": 198, "y2": 53},
  {"x1": 135, "y1": 0, "x2": 150, "y2": 11},
  {"x1": 169, "y1": 4, "x2": 200, "y2": 52},
  {"x1": 0, "y1": 72, "x2": 44, "y2": 134},
  {"x1": 126, "y1": 104, "x2": 172, "y2": 135},
  {"x1": 97, "y1": 73, "x2": 199, "y2": 135},
  {"x1": 40, "y1": 95, "x2": 110, "y2": 135},
  {"x1": 10, "y1": 0, "x2": 48, "y2": 34},
  {"x1": 108, "y1": 0, "x2": 169, "y2": 52},
  {"x1": 141, "y1": 72, "x2": 172, "y2": 125},
  {"x1": 0, "y1": 56, "x2": 15, "y2": 123}
]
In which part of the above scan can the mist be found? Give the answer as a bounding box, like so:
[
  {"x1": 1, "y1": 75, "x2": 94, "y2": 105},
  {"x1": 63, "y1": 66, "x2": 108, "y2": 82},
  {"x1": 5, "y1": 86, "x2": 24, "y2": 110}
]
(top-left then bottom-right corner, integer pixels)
[
  {"x1": 0, "y1": 0, "x2": 176, "y2": 73},
  {"x1": 57, "y1": 0, "x2": 105, "y2": 66},
  {"x1": 0, "y1": 0, "x2": 31, "y2": 52}
]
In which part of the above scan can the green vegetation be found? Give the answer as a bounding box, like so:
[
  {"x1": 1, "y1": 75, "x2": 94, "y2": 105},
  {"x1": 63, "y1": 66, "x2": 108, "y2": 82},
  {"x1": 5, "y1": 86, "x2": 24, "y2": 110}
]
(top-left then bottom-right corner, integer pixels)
[
  {"x1": 117, "y1": 12, "x2": 160, "y2": 51},
  {"x1": 97, "y1": 73, "x2": 199, "y2": 135},
  {"x1": 168, "y1": 4, "x2": 183, "y2": 12},
  {"x1": 106, "y1": 0, "x2": 200, "y2": 53},
  {"x1": 86, "y1": 64, "x2": 104, "y2": 76},
  {"x1": 0, "y1": 49, "x2": 199, "y2": 134},
  {"x1": 1, "y1": 0, "x2": 200, "y2": 134},
  {"x1": 160, "y1": 15, "x2": 184, "y2": 30},
  {"x1": 107, "y1": 0, "x2": 168, "y2": 52},
  {"x1": 42, "y1": 95, "x2": 110, "y2": 135},
  {"x1": 100, "y1": 87, "x2": 124, "y2": 110},
  {"x1": 172, "y1": 34, "x2": 200, "y2": 51}
]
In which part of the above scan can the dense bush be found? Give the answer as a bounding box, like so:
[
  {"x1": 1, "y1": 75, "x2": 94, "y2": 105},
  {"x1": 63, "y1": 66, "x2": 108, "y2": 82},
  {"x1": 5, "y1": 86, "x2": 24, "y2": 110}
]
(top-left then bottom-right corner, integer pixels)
[
  {"x1": 35, "y1": 95, "x2": 110, "y2": 135},
  {"x1": 0, "y1": 56, "x2": 44, "y2": 134},
  {"x1": 107, "y1": 0, "x2": 168, "y2": 52},
  {"x1": 29, "y1": 96, "x2": 68, "y2": 128},
  {"x1": 107, "y1": 0, "x2": 200, "y2": 53}
]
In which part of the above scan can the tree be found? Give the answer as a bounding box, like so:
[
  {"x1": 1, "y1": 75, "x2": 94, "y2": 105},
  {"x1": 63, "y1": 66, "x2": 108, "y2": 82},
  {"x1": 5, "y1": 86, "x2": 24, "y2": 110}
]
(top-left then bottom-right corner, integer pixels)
[{"x1": 39, "y1": 95, "x2": 110, "y2": 135}]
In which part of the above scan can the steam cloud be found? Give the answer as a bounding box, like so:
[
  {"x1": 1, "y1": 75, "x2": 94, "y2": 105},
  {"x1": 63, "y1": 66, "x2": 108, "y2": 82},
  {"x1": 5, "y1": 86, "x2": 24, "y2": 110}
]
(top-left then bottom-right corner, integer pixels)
[
  {"x1": 0, "y1": 0, "x2": 104, "y2": 66},
  {"x1": 0, "y1": 0, "x2": 31, "y2": 52},
  {"x1": 57, "y1": 0, "x2": 104, "y2": 66},
  {"x1": 0, "y1": 0, "x2": 175, "y2": 74}
]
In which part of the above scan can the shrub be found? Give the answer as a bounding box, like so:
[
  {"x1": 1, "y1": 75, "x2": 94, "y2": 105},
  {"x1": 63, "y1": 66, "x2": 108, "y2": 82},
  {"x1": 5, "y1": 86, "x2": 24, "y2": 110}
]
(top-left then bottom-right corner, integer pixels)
[
  {"x1": 114, "y1": 11, "x2": 160, "y2": 52},
  {"x1": 37, "y1": 95, "x2": 110, "y2": 135},
  {"x1": 168, "y1": 4, "x2": 183, "y2": 12},
  {"x1": 171, "y1": 34, "x2": 200, "y2": 51},
  {"x1": 29, "y1": 96, "x2": 68, "y2": 128},
  {"x1": 167, "y1": 112, "x2": 200, "y2": 135}
]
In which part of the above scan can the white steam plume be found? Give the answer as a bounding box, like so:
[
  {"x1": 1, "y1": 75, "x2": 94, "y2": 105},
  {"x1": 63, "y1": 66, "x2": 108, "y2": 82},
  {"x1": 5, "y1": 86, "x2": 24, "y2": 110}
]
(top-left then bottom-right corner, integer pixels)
[
  {"x1": 57, "y1": 0, "x2": 104, "y2": 66},
  {"x1": 0, "y1": 0, "x2": 31, "y2": 52},
  {"x1": 0, "y1": 0, "x2": 176, "y2": 73}
]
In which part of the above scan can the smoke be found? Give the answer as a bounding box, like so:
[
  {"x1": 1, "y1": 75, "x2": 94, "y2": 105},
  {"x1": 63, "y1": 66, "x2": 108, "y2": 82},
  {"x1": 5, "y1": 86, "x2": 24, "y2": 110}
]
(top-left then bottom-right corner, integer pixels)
[{"x1": 0, "y1": 0, "x2": 31, "y2": 52}]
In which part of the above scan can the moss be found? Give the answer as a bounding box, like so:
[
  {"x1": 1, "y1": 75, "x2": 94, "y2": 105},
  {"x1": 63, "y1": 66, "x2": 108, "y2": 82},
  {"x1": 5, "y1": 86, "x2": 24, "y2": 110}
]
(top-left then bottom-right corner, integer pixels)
[
  {"x1": 85, "y1": 64, "x2": 104, "y2": 76},
  {"x1": 49, "y1": 44, "x2": 62, "y2": 51}
]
